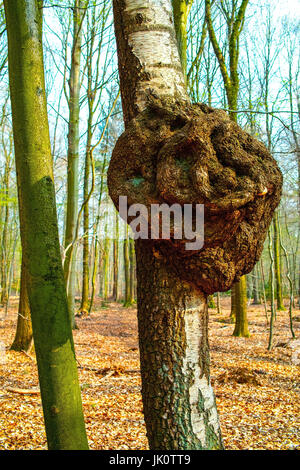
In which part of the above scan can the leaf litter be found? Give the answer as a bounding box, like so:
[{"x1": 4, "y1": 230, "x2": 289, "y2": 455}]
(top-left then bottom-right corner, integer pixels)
[{"x1": 0, "y1": 296, "x2": 299, "y2": 450}]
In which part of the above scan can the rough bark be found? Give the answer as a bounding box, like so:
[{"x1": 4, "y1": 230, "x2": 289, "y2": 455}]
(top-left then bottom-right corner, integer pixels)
[
  {"x1": 109, "y1": 101, "x2": 282, "y2": 294},
  {"x1": 4, "y1": 0, "x2": 88, "y2": 449},
  {"x1": 109, "y1": 0, "x2": 281, "y2": 450},
  {"x1": 136, "y1": 239, "x2": 222, "y2": 449}
]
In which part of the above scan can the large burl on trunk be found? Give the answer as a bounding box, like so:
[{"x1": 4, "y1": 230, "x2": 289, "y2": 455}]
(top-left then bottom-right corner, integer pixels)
[
  {"x1": 109, "y1": 0, "x2": 282, "y2": 450},
  {"x1": 108, "y1": 100, "x2": 282, "y2": 294}
]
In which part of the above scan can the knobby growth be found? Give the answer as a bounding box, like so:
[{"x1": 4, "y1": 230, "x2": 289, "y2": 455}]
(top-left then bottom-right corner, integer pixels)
[{"x1": 108, "y1": 99, "x2": 282, "y2": 294}]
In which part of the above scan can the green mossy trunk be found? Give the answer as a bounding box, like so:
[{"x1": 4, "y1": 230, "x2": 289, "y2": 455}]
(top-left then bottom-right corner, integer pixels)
[
  {"x1": 230, "y1": 288, "x2": 236, "y2": 322},
  {"x1": 208, "y1": 295, "x2": 216, "y2": 309},
  {"x1": 172, "y1": 0, "x2": 193, "y2": 79},
  {"x1": 4, "y1": 0, "x2": 88, "y2": 449},
  {"x1": 233, "y1": 276, "x2": 250, "y2": 337},
  {"x1": 10, "y1": 258, "x2": 33, "y2": 352}
]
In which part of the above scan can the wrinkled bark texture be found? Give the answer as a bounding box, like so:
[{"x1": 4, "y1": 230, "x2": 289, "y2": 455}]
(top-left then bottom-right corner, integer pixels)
[
  {"x1": 110, "y1": 0, "x2": 282, "y2": 450},
  {"x1": 136, "y1": 239, "x2": 222, "y2": 449},
  {"x1": 109, "y1": 101, "x2": 282, "y2": 294}
]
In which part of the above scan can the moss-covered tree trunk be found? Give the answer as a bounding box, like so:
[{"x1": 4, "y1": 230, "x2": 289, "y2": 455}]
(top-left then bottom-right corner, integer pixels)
[
  {"x1": 10, "y1": 258, "x2": 33, "y2": 352},
  {"x1": 111, "y1": 0, "x2": 223, "y2": 450},
  {"x1": 230, "y1": 288, "x2": 236, "y2": 322},
  {"x1": 172, "y1": 0, "x2": 194, "y2": 79},
  {"x1": 4, "y1": 0, "x2": 88, "y2": 449},
  {"x1": 233, "y1": 276, "x2": 250, "y2": 337}
]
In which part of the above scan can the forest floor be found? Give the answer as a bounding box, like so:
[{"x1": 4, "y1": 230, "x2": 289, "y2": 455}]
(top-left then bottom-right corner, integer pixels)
[{"x1": 0, "y1": 296, "x2": 299, "y2": 450}]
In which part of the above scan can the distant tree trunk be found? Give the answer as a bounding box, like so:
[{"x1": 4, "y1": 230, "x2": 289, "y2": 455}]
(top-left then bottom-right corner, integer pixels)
[
  {"x1": 268, "y1": 228, "x2": 276, "y2": 350},
  {"x1": 278, "y1": 218, "x2": 295, "y2": 339},
  {"x1": 129, "y1": 237, "x2": 135, "y2": 304},
  {"x1": 4, "y1": 0, "x2": 88, "y2": 449},
  {"x1": 89, "y1": 156, "x2": 107, "y2": 312},
  {"x1": 103, "y1": 224, "x2": 110, "y2": 301},
  {"x1": 216, "y1": 292, "x2": 221, "y2": 314},
  {"x1": 232, "y1": 279, "x2": 248, "y2": 335},
  {"x1": 80, "y1": 141, "x2": 91, "y2": 315},
  {"x1": 251, "y1": 265, "x2": 261, "y2": 305},
  {"x1": 64, "y1": 0, "x2": 85, "y2": 324},
  {"x1": 123, "y1": 226, "x2": 131, "y2": 307},
  {"x1": 111, "y1": 0, "x2": 223, "y2": 449},
  {"x1": 233, "y1": 276, "x2": 250, "y2": 337},
  {"x1": 230, "y1": 289, "x2": 236, "y2": 322},
  {"x1": 112, "y1": 211, "x2": 119, "y2": 301},
  {"x1": 273, "y1": 214, "x2": 285, "y2": 310},
  {"x1": 0, "y1": 152, "x2": 11, "y2": 305},
  {"x1": 10, "y1": 258, "x2": 33, "y2": 352}
]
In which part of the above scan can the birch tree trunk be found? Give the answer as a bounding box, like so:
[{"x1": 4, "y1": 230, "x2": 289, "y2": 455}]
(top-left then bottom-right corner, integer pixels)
[
  {"x1": 4, "y1": 0, "x2": 88, "y2": 449},
  {"x1": 111, "y1": 0, "x2": 223, "y2": 450}
]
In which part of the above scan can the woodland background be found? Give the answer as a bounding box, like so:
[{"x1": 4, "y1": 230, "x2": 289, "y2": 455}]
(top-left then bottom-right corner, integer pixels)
[{"x1": 0, "y1": 0, "x2": 299, "y2": 450}]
